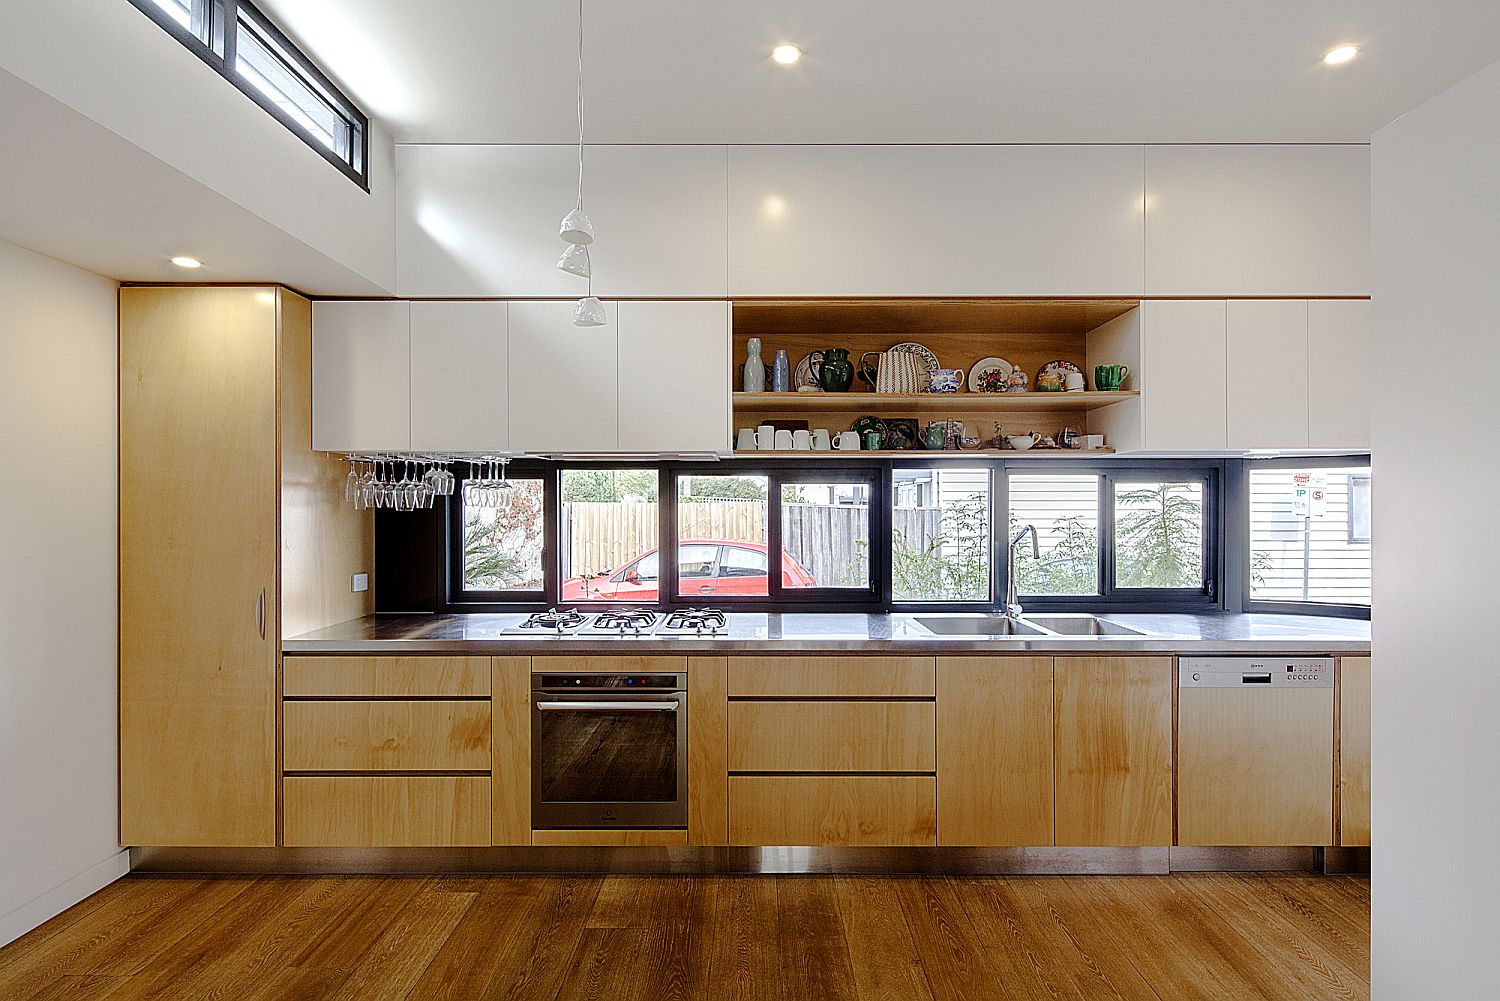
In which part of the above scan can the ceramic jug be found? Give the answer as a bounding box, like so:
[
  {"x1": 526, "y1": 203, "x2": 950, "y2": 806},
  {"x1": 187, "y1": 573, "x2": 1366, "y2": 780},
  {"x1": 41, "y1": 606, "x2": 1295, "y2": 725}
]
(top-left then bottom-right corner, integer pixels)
[
  {"x1": 860, "y1": 350, "x2": 925, "y2": 394},
  {"x1": 819, "y1": 348, "x2": 854, "y2": 392},
  {"x1": 742, "y1": 338, "x2": 765, "y2": 392}
]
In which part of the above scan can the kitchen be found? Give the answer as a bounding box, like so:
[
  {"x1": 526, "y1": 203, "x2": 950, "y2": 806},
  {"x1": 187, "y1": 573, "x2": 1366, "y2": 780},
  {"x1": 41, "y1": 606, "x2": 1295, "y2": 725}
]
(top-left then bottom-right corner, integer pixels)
[{"x1": 0, "y1": 2, "x2": 1492, "y2": 999}]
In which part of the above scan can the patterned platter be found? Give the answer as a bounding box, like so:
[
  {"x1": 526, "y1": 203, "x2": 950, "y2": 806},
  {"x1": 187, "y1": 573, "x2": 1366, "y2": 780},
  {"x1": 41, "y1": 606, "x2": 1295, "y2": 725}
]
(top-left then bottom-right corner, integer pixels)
[
  {"x1": 967, "y1": 356, "x2": 1014, "y2": 394},
  {"x1": 887, "y1": 342, "x2": 939, "y2": 376}
]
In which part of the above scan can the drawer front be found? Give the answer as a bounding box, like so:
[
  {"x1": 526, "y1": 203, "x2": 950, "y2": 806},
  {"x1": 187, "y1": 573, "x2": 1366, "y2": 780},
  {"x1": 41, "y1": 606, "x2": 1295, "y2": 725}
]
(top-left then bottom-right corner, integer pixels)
[
  {"x1": 728, "y1": 701, "x2": 935, "y2": 772},
  {"x1": 729, "y1": 775, "x2": 938, "y2": 846},
  {"x1": 283, "y1": 656, "x2": 491, "y2": 697},
  {"x1": 727, "y1": 656, "x2": 935, "y2": 697},
  {"x1": 283, "y1": 701, "x2": 491, "y2": 772},
  {"x1": 283, "y1": 776, "x2": 490, "y2": 846},
  {"x1": 532, "y1": 655, "x2": 688, "y2": 675}
]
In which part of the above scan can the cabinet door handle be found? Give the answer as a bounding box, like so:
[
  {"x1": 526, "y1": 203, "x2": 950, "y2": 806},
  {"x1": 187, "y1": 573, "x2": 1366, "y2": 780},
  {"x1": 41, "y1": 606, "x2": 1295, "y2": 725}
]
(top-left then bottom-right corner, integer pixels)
[{"x1": 256, "y1": 589, "x2": 266, "y2": 640}]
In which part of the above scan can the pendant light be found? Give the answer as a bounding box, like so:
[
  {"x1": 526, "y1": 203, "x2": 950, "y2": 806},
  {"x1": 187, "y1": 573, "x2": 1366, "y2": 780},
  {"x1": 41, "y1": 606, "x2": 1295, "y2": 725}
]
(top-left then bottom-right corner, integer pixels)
[{"x1": 559, "y1": 0, "x2": 603, "y2": 325}]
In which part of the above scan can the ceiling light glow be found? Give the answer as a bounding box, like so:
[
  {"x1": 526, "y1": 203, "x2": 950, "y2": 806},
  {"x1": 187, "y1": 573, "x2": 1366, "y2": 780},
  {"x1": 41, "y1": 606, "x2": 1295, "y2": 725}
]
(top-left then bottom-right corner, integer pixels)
[
  {"x1": 170, "y1": 256, "x2": 202, "y2": 269},
  {"x1": 772, "y1": 43, "x2": 802, "y2": 66},
  {"x1": 1324, "y1": 44, "x2": 1360, "y2": 65}
]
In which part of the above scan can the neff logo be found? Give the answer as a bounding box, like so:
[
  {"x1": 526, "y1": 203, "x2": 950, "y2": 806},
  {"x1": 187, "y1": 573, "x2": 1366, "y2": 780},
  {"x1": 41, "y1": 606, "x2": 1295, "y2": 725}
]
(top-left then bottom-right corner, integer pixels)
[{"x1": 601, "y1": 810, "x2": 617, "y2": 823}]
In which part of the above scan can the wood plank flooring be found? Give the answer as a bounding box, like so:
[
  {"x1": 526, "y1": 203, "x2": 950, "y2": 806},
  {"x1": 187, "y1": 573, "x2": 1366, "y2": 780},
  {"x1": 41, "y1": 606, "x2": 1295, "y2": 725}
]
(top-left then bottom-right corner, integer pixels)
[{"x1": 0, "y1": 873, "x2": 1370, "y2": 1000}]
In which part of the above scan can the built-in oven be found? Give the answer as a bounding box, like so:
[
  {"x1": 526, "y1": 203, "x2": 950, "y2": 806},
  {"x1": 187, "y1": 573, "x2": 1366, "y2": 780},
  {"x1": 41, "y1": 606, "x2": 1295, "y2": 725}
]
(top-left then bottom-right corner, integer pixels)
[{"x1": 531, "y1": 671, "x2": 687, "y2": 829}]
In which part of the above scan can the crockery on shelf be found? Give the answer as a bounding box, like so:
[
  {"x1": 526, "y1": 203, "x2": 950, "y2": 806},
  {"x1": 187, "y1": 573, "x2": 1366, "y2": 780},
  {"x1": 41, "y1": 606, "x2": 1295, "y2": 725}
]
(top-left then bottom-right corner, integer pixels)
[
  {"x1": 791, "y1": 429, "x2": 812, "y2": 450},
  {"x1": 811, "y1": 428, "x2": 832, "y2": 450},
  {"x1": 926, "y1": 368, "x2": 964, "y2": 394},
  {"x1": 1036, "y1": 371, "x2": 1064, "y2": 392},
  {"x1": 771, "y1": 350, "x2": 792, "y2": 392},
  {"x1": 1005, "y1": 369, "x2": 1030, "y2": 393},
  {"x1": 818, "y1": 348, "x2": 854, "y2": 392},
  {"x1": 885, "y1": 418, "x2": 919, "y2": 450},
  {"x1": 888, "y1": 341, "x2": 940, "y2": 377},
  {"x1": 1063, "y1": 371, "x2": 1086, "y2": 392},
  {"x1": 1007, "y1": 433, "x2": 1037, "y2": 450},
  {"x1": 860, "y1": 350, "x2": 926, "y2": 393},
  {"x1": 774, "y1": 429, "x2": 795, "y2": 449},
  {"x1": 920, "y1": 423, "x2": 948, "y2": 450},
  {"x1": 833, "y1": 431, "x2": 861, "y2": 450},
  {"x1": 736, "y1": 428, "x2": 758, "y2": 451},
  {"x1": 756, "y1": 423, "x2": 776, "y2": 451},
  {"x1": 968, "y1": 357, "x2": 1013, "y2": 393},
  {"x1": 862, "y1": 428, "x2": 885, "y2": 450},
  {"x1": 742, "y1": 338, "x2": 766, "y2": 393},
  {"x1": 1038, "y1": 360, "x2": 1083, "y2": 386},
  {"x1": 793, "y1": 350, "x2": 825, "y2": 391},
  {"x1": 1095, "y1": 364, "x2": 1130, "y2": 391},
  {"x1": 850, "y1": 414, "x2": 885, "y2": 437}
]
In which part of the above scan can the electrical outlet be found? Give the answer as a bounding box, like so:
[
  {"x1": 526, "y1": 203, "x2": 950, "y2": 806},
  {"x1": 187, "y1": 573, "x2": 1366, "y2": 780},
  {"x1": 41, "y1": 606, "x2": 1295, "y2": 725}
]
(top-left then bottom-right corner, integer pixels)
[{"x1": 352, "y1": 573, "x2": 369, "y2": 593}]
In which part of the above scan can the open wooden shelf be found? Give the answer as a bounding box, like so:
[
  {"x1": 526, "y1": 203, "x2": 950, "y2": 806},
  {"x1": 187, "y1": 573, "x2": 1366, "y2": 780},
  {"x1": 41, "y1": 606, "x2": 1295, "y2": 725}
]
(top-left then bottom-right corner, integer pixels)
[
  {"x1": 733, "y1": 449, "x2": 1117, "y2": 459},
  {"x1": 733, "y1": 391, "x2": 1137, "y2": 413}
]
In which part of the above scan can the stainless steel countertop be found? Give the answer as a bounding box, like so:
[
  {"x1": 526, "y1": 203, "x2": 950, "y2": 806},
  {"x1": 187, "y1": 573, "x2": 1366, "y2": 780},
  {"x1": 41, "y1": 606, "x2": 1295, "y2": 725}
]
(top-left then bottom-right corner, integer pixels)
[{"x1": 283, "y1": 612, "x2": 1370, "y2": 655}]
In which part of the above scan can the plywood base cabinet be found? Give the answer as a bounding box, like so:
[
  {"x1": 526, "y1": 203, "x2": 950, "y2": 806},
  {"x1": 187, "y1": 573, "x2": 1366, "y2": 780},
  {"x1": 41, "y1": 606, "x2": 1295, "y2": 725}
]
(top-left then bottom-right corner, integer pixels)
[{"x1": 1339, "y1": 657, "x2": 1371, "y2": 847}]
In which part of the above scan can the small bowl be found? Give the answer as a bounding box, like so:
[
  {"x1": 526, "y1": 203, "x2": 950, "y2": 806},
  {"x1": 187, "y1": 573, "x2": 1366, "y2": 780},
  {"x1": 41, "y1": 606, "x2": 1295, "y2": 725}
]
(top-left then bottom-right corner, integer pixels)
[{"x1": 1007, "y1": 434, "x2": 1037, "y2": 450}]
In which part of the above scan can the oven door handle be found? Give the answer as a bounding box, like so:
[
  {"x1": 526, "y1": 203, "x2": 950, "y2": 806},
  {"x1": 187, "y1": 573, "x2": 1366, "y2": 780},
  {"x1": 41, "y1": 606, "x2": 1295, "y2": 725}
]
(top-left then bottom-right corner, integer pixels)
[{"x1": 535, "y1": 700, "x2": 680, "y2": 711}]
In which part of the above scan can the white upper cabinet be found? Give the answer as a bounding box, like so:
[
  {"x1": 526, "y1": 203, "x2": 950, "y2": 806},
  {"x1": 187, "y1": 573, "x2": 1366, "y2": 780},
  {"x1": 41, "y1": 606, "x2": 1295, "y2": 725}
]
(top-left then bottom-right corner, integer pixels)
[
  {"x1": 617, "y1": 301, "x2": 730, "y2": 454},
  {"x1": 409, "y1": 301, "x2": 509, "y2": 452},
  {"x1": 727, "y1": 145, "x2": 1145, "y2": 296},
  {"x1": 507, "y1": 300, "x2": 618, "y2": 452},
  {"x1": 1227, "y1": 300, "x2": 1310, "y2": 450},
  {"x1": 1307, "y1": 299, "x2": 1371, "y2": 450},
  {"x1": 396, "y1": 145, "x2": 728, "y2": 298},
  {"x1": 311, "y1": 301, "x2": 410, "y2": 452},
  {"x1": 1145, "y1": 145, "x2": 1370, "y2": 296},
  {"x1": 1140, "y1": 300, "x2": 1228, "y2": 451}
]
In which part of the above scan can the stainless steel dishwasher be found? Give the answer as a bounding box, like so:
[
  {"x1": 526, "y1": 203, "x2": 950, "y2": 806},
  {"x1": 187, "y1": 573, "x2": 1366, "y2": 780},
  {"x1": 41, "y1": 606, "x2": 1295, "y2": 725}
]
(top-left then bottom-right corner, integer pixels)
[{"x1": 1177, "y1": 657, "x2": 1335, "y2": 846}]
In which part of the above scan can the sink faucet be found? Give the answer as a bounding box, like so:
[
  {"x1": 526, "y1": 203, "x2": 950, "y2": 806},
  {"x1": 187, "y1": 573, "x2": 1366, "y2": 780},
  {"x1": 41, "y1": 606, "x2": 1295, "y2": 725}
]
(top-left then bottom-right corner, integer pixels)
[{"x1": 1006, "y1": 524, "x2": 1039, "y2": 618}]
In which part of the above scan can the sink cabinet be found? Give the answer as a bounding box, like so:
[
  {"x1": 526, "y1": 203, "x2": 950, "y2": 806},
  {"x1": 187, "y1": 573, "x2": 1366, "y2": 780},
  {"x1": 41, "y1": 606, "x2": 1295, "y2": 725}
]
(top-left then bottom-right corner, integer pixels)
[
  {"x1": 936, "y1": 657, "x2": 1055, "y2": 846},
  {"x1": 1054, "y1": 657, "x2": 1173, "y2": 846}
]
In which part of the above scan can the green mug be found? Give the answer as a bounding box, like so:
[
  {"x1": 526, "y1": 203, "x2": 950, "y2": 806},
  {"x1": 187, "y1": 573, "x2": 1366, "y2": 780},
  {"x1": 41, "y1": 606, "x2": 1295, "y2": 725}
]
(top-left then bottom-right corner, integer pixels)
[
  {"x1": 1095, "y1": 364, "x2": 1130, "y2": 391},
  {"x1": 862, "y1": 429, "x2": 884, "y2": 451}
]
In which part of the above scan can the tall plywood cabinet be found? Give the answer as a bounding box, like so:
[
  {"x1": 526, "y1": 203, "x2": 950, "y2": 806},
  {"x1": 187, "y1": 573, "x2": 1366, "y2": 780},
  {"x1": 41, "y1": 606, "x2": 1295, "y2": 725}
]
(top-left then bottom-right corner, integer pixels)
[{"x1": 121, "y1": 286, "x2": 372, "y2": 847}]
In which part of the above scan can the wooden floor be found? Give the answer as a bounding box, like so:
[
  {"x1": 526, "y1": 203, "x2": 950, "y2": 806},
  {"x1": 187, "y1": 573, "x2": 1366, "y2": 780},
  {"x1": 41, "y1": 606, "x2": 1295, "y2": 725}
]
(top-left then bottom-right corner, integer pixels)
[{"x1": 0, "y1": 872, "x2": 1369, "y2": 1000}]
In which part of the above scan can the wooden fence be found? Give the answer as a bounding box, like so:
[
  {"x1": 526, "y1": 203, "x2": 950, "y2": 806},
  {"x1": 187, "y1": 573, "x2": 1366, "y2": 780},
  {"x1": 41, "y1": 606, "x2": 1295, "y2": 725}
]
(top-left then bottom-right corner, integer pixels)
[{"x1": 561, "y1": 500, "x2": 948, "y2": 585}]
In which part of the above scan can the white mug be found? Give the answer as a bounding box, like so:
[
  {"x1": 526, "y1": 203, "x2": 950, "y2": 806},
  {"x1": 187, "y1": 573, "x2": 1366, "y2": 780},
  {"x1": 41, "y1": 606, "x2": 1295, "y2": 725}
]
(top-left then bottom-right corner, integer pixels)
[
  {"x1": 833, "y1": 431, "x2": 860, "y2": 450},
  {"x1": 736, "y1": 428, "x2": 757, "y2": 451},
  {"x1": 1063, "y1": 371, "x2": 1086, "y2": 392},
  {"x1": 774, "y1": 429, "x2": 794, "y2": 450},
  {"x1": 756, "y1": 424, "x2": 776, "y2": 451},
  {"x1": 791, "y1": 429, "x2": 812, "y2": 450},
  {"x1": 811, "y1": 428, "x2": 832, "y2": 450}
]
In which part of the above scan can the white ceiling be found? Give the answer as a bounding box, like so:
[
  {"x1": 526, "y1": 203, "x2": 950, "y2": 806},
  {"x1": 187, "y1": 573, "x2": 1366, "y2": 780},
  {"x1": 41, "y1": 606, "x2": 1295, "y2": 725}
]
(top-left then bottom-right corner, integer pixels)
[{"x1": 258, "y1": 0, "x2": 1500, "y2": 144}]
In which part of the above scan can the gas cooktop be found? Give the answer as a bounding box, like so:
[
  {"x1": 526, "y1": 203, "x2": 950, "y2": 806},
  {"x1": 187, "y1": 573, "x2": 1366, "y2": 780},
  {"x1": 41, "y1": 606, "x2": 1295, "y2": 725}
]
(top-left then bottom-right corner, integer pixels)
[{"x1": 504, "y1": 607, "x2": 728, "y2": 636}]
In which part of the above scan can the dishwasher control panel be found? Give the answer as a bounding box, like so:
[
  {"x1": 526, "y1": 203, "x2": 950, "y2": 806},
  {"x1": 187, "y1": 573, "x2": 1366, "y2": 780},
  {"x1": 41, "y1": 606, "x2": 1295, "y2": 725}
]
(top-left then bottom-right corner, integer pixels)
[{"x1": 1179, "y1": 657, "x2": 1334, "y2": 689}]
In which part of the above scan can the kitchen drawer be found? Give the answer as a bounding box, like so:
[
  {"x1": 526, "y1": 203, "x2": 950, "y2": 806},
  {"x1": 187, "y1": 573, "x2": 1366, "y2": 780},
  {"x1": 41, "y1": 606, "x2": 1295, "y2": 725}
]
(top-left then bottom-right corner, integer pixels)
[
  {"x1": 532, "y1": 655, "x2": 688, "y2": 675},
  {"x1": 729, "y1": 775, "x2": 938, "y2": 846},
  {"x1": 283, "y1": 701, "x2": 491, "y2": 772},
  {"x1": 283, "y1": 656, "x2": 490, "y2": 697},
  {"x1": 727, "y1": 656, "x2": 935, "y2": 698},
  {"x1": 283, "y1": 776, "x2": 490, "y2": 846},
  {"x1": 728, "y1": 701, "x2": 935, "y2": 772}
]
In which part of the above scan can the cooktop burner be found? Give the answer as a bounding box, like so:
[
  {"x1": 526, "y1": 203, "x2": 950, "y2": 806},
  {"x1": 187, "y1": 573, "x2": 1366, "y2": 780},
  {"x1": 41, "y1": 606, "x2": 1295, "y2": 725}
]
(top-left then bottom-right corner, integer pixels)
[
  {"x1": 659, "y1": 607, "x2": 729, "y2": 635},
  {"x1": 582, "y1": 608, "x2": 661, "y2": 634},
  {"x1": 513, "y1": 608, "x2": 586, "y2": 632}
]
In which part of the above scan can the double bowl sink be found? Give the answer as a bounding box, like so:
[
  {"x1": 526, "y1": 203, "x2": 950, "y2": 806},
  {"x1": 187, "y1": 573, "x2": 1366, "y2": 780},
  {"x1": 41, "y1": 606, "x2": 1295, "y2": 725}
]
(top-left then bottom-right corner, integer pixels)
[{"x1": 912, "y1": 614, "x2": 1144, "y2": 638}]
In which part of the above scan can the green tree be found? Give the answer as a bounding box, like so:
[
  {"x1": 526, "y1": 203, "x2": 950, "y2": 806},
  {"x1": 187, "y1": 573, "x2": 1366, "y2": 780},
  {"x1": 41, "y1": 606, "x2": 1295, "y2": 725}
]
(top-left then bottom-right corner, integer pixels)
[
  {"x1": 1114, "y1": 483, "x2": 1203, "y2": 588},
  {"x1": 888, "y1": 494, "x2": 991, "y2": 601},
  {"x1": 1010, "y1": 514, "x2": 1098, "y2": 595},
  {"x1": 561, "y1": 469, "x2": 659, "y2": 503}
]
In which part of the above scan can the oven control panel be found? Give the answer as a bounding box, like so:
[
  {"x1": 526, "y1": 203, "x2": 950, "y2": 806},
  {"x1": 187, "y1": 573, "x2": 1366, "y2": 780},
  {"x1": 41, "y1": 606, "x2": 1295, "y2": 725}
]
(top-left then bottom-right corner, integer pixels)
[
  {"x1": 1178, "y1": 657, "x2": 1334, "y2": 689},
  {"x1": 537, "y1": 674, "x2": 683, "y2": 691}
]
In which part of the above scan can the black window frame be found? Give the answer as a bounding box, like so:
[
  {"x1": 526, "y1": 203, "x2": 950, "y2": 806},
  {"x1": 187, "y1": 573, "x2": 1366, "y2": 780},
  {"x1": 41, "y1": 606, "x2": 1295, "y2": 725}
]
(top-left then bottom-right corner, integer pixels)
[
  {"x1": 446, "y1": 463, "x2": 557, "y2": 607},
  {"x1": 125, "y1": 0, "x2": 371, "y2": 189},
  {"x1": 1231, "y1": 454, "x2": 1372, "y2": 621},
  {"x1": 1003, "y1": 459, "x2": 1223, "y2": 613},
  {"x1": 888, "y1": 462, "x2": 1001, "y2": 612}
]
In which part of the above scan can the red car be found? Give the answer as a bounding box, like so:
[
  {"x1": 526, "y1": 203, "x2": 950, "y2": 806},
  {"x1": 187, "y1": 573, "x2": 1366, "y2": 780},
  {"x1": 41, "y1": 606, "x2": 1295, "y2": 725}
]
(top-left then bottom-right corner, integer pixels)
[{"x1": 560, "y1": 540, "x2": 816, "y2": 602}]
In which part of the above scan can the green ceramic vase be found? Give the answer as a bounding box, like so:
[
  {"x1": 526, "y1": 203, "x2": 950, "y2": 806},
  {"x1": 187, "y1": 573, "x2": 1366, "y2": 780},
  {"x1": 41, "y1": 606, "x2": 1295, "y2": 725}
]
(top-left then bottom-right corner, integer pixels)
[{"x1": 819, "y1": 348, "x2": 854, "y2": 392}]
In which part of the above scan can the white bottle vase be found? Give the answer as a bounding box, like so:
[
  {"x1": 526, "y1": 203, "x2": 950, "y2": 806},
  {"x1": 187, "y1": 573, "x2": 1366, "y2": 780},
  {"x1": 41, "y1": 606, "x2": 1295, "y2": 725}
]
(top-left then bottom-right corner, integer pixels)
[{"x1": 743, "y1": 337, "x2": 766, "y2": 392}]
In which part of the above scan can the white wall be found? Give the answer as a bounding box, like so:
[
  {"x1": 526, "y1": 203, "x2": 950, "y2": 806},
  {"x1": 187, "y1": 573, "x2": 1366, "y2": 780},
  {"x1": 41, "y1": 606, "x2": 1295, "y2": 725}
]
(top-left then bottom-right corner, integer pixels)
[
  {"x1": 0, "y1": 240, "x2": 126, "y2": 946},
  {"x1": 1370, "y1": 59, "x2": 1500, "y2": 998},
  {"x1": 0, "y1": 0, "x2": 396, "y2": 292}
]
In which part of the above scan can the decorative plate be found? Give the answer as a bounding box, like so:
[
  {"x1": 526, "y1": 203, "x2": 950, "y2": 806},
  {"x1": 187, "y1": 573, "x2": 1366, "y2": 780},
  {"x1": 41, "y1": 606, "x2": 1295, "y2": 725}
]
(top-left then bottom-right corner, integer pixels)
[
  {"x1": 888, "y1": 342, "x2": 939, "y2": 376},
  {"x1": 850, "y1": 415, "x2": 886, "y2": 436},
  {"x1": 968, "y1": 357, "x2": 1014, "y2": 394},
  {"x1": 793, "y1": 351, "x2": 825, "y2": 391},
  {"x1": 885, "y1": 418, "x2": 919, "y2": 450},
  {"x1": 1037, "y1": 360, "x2": 1083, "y2": 381}
]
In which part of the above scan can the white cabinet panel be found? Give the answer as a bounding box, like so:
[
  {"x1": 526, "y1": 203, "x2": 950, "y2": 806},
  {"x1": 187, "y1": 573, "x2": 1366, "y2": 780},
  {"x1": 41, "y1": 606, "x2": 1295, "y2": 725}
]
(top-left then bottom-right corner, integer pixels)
[
  {"x1": 1307, "y1": 300, "x2": 1371, "y2": 450},
  {"x1": 1139, "y1": 300, "x2": 1227, "y2": 450},
  {"x1": 396, "y1": 145, "x2": 727, "y2": 297},
  {"x1": 409, "y1": 301, "x2": 509, "y2": 452},
  {"x1": 617, "y1": 301, "x2": 729, "y2": 453},
  {"x1": 507, "y1": 300, "x2": 618, "y2": 452},
  {"x1": 1227, "y1": 300, "x2": 1309, "y2": 450},
  {"x1": 1145, "y1": 145, "x2": 1370, "y2": 296},
  {"x1": 312, "y1": 301, "x2": 410, "y2": 452},
  {"x1": 728, "y1": 145, "x2": 1145, "y2": 296}
]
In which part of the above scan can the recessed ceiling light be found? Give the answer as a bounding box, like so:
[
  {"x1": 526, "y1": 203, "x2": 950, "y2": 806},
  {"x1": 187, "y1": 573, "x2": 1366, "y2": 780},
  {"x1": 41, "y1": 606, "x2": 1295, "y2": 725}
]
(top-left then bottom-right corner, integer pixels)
[
  {"x1": 1324, "y1": 44, "x2": 1360, "y2": 66},
  {"x1": 171, "y1": 256, "x2": 202, "y2": 269},
  {"x1": 771, "y1": 43, "x2": 802, "y2": 66}
]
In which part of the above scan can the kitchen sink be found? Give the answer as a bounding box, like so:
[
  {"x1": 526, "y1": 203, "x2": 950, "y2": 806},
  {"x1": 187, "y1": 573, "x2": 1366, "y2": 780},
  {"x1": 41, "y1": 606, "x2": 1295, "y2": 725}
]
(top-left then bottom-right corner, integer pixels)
[
  {"x1": 914, "y1": 616, "x2": 1050, "y2": 636},
  {"x1": 1020, "y1": 615, "x2": 1145, "y2": 636}
]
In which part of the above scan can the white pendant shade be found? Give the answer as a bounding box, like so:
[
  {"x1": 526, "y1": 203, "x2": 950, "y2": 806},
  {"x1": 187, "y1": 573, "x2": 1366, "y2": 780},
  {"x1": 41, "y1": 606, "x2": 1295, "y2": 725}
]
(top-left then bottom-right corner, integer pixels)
[
  {"x1": 559, "y1": 207, "x2": 595, "y2": 245},
  {"x1": 573, "y1": 296, "x2": 606, "y2": 327},
  {"x1": 556, "y1": 243, "x2": 591, "y2": 277}
]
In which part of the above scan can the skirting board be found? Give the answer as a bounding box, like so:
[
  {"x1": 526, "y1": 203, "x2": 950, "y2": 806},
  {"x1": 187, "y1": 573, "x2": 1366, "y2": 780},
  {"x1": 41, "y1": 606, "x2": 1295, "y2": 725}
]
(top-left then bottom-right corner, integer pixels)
[
  {"x1": 0, "y1": 849, "x2": 131, "y2": 948},
  {"x1": 130, "y1": 845, "x2": 1340, "y2": 876}
]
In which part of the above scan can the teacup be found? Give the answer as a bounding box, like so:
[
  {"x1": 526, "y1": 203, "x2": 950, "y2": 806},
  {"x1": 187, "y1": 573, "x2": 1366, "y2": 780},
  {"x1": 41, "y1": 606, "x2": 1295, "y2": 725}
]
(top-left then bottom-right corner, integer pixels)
[{"x1": 1095, "y1": 364, "x2": 1130, "y2": 391}]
